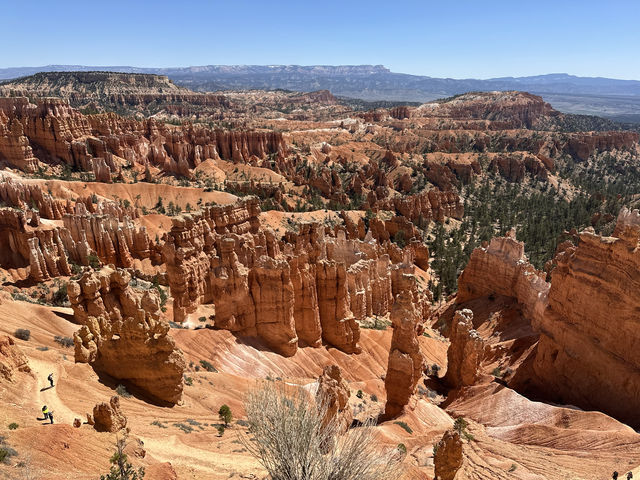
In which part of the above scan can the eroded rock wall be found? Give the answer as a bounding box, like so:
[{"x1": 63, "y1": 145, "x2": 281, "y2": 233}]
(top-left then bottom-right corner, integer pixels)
[
  {"x1": 530, "y1": 208, "x2": 640, "y2": 426},
  {"x1": 69, "y1": 267, "x2": 185, "y2": 404},
  {"x1": 163, "y1": 198, "x2": 431, "y2": 357}
]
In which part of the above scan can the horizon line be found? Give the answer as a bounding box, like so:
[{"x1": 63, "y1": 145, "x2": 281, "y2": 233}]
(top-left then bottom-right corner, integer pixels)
[{"x1": 1, "y1": 64, "x2": 640, "y2": 83}]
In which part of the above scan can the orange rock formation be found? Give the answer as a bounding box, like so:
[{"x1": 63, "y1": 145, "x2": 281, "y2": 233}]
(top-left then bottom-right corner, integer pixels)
[
  {"x1": 69, "y1": 267, "x2": 186, "y2": 404},
  {"x1": 88, "y1": 396, "x2": 128, "y2": 433},
  {"x1": 0, "y1": 334, "x2": 31, "y2": 381},
  {"x1": 383, "y1": 284, "x2": 425, "y2": 419},
  {"x1": 443, "y1": 309, "x2": 484, "y2": 389}
]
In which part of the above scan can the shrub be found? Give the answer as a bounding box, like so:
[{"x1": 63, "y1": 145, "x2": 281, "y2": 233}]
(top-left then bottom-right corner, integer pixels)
[
  {"x1": 492, "y1": 367, "x2": 502, "y2": 378},
  {"x1": 218, "y1": 404, "x2": 232, "y2": 426},
  {"x1": 14, "y1": 329, "x2": 30, "y2": 341},
  {"x1": 150, "y1": 420, "x2": 167, "y2": 429},
  {"x1": 51, "y1": 284, "x2": 68, "y2": 306},
  {"x1": 36, "y1": 346, "x2": 49, "y2": 351},
  {"x1": 370, "y1": 394, "x2": 378, "y2": 402},
  {"x1": 356, "y1": 390, "x2": 364, "y2": 399},
  {"x1": 453, "y1": 417, "x2": 474, "y2": 441},
  {"x1": 453, "y1": 417, "x2": 468, "y2": 434},
  {"x1": 100, "y1": 435, "x2": 145, "y2": 480},
  {"x1": 199, "y1": 360, "x2": 217, "y2": 373},
  {"x1": 184, "y1": 376, "x2": 193, "y2": 386},
  {"x1": 198, "y1": 316, "x2": 207, "y2": 322},
  {"x1": 7, "y1": 423, "x2": 18, "y2": 430},
  {"x1": 88, "y1": 253, "x2": 101, "y2": 270},
  {"x1": 0, "y1": 438, "x2": 17, "y2": 465},
  {"x1": 173, "y1": 423, "x2": 194, "y2": 434},
  {"x1": 116, "y1": 384, "x2": 132, "y2": 398},
  {"x1": 240, "y1": 382, "x2": 403, "y2": 480},
  {"x1": 54, "y1": 336, "x2": 74, "y2": 348},
  {"x1": 217, "y1": 425, "x2": 225, "y2": 436},
  {"x1": 393, "y1": 421, "x2": 413, "y2": 434},
  {"x1": 396, "y1": 443, "x2": 407, "y2": 454}
]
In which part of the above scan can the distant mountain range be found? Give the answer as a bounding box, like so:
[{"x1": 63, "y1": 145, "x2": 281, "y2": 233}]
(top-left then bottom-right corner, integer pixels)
[{"x1": 2, "y1": 65, "x2": 640, "y2": 121}]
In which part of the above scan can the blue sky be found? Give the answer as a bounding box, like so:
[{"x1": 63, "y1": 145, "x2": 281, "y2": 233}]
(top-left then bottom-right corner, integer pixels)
[{"x1": 3, "y1": 0, "x2": 639, "y2": 79}]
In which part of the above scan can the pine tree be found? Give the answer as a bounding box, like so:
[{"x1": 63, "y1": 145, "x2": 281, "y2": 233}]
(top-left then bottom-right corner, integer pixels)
[{"x1": 100, "y1": 436, "x2": 145, "y2": 480}]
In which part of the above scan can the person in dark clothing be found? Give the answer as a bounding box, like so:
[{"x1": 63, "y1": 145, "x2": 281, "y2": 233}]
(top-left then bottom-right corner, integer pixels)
[
  {"x1": 613, "y1": 472, "x2": 618, "y2": 480},
  {"x1": 48, "y1": 411, "x2": 54, "y2": 424},
  {"x1": 48, "y1": 373, "x2": 54, "y2": 388},
  {"x1": 627, "y1": 473, "x2": 633, "y2": 480}
]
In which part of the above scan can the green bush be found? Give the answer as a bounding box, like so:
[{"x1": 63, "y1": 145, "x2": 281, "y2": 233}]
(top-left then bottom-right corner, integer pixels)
[
  {"x1": 51, "y1": 284, "x2": 69, "y2": 306},
  {"x1": 218, "y1": 404, "x2": 232, "y2": 426},
  {"x1": 454, "y1": 417, "x2": 474, "y2": 441},
  {"x1": 14, "y1": 329, "x2": 30, "y2": 341},
  {"x1": 184, "y1": 376, "x2": 193, "y2": 386},
  {"x1": 88, "y1": 253, "x2": 101, "y2": 269},
  {"x1": 356, "y1": 390, "x2": 364, "y2": 399},
  {"x1": 199, "y1": 360, "x2": 217, "y2": 373},
  {"x1": 217, "y1": 425, "x2": 225, "y2": 436},
  {"x1": 173, "y1": 423, "x2": 194, "y2": 434},
  {"x1": 393, "y1": 421, "x2": 413, "y2": 434},
  {"x1": 397, "y1": 443, "x2": 407, "y2": 454},
  {"x1": 54, "y1": 336, "x2": 74, "y2": 348},
  {"x1": 7, "y1": 423, "x2": 18, "y2": 430},
  {"x1": 116, "y1": 384, "x2": 132, "y2": 398}
]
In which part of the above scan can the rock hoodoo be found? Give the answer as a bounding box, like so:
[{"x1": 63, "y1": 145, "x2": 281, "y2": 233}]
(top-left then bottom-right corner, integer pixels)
[
  {"x1": 383, "y1": 284, "x2": 425, "y2": 419},
  {"x1": 434, "y1": 429, "x2": 463, "y2": 480},
  {"x1": 69, "y1": 267, "x2": 186, "y2": 404},
  {"x1": 163, "y1": 198, "x2": 431, "y2": 357},
  {"x1": 443, "y1": 309, "x2": 484, "y2": 389},
  {"x1": 88, "y1": 396, "x2": 128, "y2": 433}
]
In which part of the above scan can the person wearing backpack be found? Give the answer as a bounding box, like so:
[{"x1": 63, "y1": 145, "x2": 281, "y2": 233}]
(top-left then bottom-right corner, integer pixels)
[
  {"x1": 47, "y1": 373, "x2": 54, "y2": 388},
  {"x1": 41, "y1": 405, "x2": 54, "y2": 424}
]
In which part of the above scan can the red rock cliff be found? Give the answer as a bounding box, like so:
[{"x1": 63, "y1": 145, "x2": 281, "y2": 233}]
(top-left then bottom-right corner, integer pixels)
[{"x1": 529, "y1": 208, "x2": 640, "y2": 426}]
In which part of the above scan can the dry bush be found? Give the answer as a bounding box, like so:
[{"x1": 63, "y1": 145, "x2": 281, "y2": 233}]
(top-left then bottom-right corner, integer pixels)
[{"x1": 240, "y1": 382, "x2": 403, "y2": 480}]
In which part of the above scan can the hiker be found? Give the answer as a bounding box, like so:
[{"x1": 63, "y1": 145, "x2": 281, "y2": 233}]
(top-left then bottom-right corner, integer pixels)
[
  {"x1": 627, "y1": 473, "x2": 633, "y2": 480},
  {"x1": 41, "y1": 405, "x2": 54, "y2": 424},
  {"x1": 48, "y1": 373, "x2": 54, "y2": 388},
  {"x1": 613, "y1": 472, "x2": 619, "y2": 480}
]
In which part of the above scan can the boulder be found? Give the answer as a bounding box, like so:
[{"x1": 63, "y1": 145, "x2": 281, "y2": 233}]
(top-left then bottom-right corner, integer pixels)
[{"x1": 90, "y1": 396, "x2": 127, "y2": 433}]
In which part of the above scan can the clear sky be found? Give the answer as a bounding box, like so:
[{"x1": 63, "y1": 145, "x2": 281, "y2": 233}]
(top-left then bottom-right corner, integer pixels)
[{"x1": 3, "y1": 0, "x2": 639, "y2": 79}]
